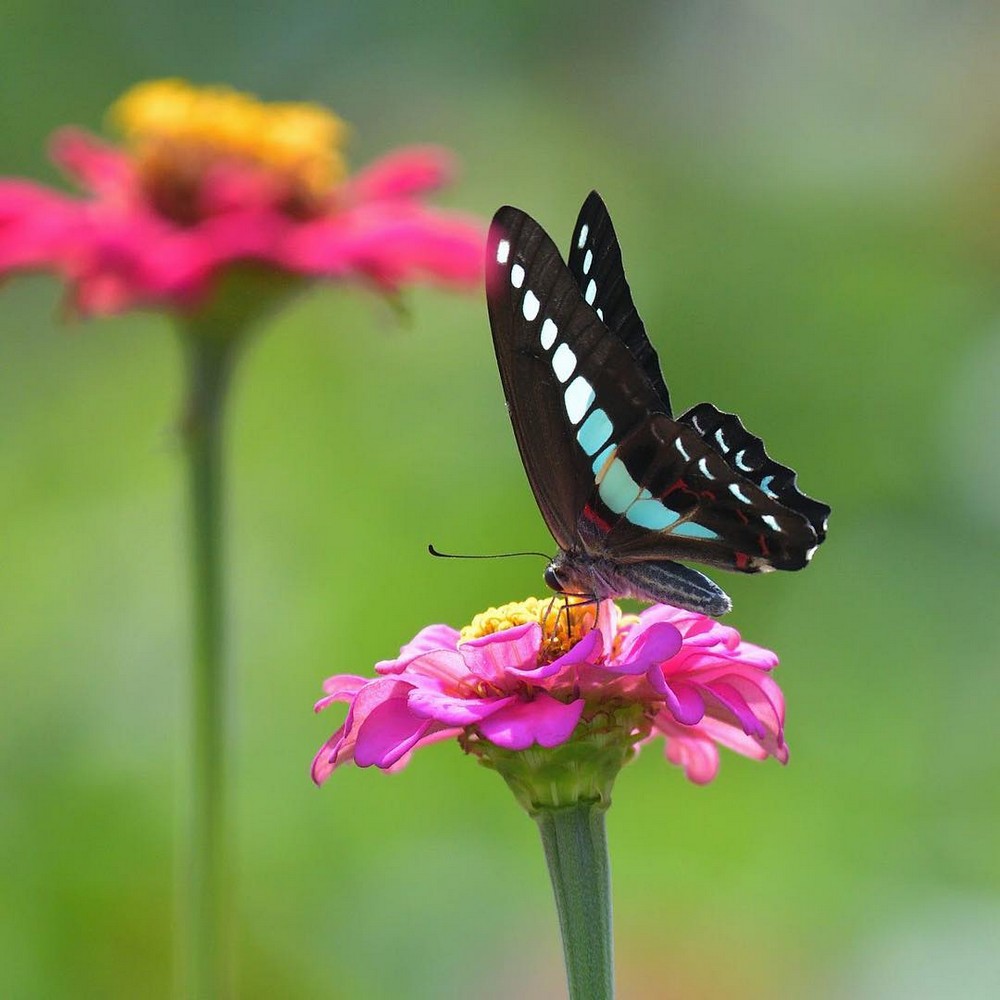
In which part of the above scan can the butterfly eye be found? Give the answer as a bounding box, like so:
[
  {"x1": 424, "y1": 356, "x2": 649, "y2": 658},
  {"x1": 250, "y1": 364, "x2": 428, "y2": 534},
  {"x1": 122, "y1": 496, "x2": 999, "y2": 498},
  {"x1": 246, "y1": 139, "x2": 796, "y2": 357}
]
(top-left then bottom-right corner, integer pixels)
[{"x1": 544, "y1": 564, "x2": 564, "y2": 593}]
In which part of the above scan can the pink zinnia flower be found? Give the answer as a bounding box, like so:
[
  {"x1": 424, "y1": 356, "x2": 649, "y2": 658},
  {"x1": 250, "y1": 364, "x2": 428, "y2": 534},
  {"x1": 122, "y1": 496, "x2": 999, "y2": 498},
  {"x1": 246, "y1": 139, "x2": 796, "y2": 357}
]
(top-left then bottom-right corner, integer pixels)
[
  {"x1": 0, "y1": 79, "x2": 483, "y2": 315},
  {"x1": 313, "y1": 598, "x2": 787, "y2": 794}
]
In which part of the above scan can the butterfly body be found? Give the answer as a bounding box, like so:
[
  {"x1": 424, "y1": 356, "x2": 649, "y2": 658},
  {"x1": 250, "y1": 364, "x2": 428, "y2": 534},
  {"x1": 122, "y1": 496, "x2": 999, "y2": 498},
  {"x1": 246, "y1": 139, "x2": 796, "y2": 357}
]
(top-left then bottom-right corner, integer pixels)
[
  {"x1": 544, "y1": 550, "x2": 735, "y2": 617},
  {"x1": 486, "y1": 192, "x2": 829, "y2": 617}
]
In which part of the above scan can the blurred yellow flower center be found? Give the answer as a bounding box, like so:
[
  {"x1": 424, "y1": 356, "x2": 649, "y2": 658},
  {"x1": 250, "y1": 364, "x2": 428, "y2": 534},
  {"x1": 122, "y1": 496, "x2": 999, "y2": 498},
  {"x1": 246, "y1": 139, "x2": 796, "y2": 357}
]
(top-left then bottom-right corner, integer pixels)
[
  {"x1": 110, "y1": 79, "x2": 348, "y2": 220},
  {"x1": 461, "y1": 596, "x2": 596, "y2": 663}
]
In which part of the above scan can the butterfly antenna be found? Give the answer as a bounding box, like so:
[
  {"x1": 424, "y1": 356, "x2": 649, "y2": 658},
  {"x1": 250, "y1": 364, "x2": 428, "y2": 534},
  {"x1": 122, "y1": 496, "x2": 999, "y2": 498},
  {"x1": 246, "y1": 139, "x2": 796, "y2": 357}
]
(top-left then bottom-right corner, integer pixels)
[
  {"x1": 428, "y1": 544, "x2": 550, "y2": 561},
  {"x1": 551, "y1": 592, "x2": 599, "y2": 642}
]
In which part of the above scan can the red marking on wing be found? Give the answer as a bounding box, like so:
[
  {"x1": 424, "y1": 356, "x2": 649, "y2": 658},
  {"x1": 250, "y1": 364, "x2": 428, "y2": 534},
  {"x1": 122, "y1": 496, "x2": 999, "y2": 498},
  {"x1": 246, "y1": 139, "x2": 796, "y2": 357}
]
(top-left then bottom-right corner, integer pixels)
[
  {"x1": 757, "y1": 533, "x2": 771, "y2": 558},
  {"x1": 735, "y1": 551, "x2": 750, "y2": 570},
  {"x1": 582, "y1": 503, "x2": 612, "y2": 533}
]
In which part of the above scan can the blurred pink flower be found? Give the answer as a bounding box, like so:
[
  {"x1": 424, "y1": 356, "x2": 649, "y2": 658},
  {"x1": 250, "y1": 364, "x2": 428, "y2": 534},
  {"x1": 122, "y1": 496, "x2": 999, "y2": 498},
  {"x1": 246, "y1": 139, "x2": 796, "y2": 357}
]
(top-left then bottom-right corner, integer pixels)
[
  {"x1": 312, "y1": 598, "x2": 787, "y2": 787},
  {"x1": 0, "y1": 80, "x2": 484, "y2": 316}
]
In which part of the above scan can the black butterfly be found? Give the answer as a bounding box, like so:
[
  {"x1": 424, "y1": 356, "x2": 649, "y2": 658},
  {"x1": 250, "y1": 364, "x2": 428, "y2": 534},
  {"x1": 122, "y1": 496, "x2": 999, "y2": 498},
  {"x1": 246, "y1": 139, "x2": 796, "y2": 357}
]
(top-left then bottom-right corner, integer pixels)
[{"x1": 486, "y1": 191, "x2": 829, "y2": 617}]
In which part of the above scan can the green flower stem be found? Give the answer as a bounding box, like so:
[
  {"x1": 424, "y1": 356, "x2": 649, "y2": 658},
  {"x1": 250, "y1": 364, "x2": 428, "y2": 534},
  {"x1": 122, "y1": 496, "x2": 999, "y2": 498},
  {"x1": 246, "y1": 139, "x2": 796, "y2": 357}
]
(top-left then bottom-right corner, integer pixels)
[
  {"x1": 472, "y1": 710, "x2": 641, "y2": 999},
  {"x1": 535, "y1": 801, "x2": 615, "y2": 1000},
  {"x1": 173, "y1": 267, "x2": 303, "y2": 998},
  {"x1": 179, "y1": 328, "x2": 238, "y2": 999}
]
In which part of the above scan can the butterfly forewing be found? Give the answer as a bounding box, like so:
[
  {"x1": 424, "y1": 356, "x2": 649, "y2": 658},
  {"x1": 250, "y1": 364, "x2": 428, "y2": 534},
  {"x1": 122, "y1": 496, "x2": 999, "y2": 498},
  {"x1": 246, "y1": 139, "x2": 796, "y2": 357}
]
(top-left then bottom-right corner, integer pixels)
[
  {"x1": 566, "y1": 192, "x2": 672, "y2": 414},
  {"x1": 487, "y1": 207, "x2": 667, "y2": 553}
]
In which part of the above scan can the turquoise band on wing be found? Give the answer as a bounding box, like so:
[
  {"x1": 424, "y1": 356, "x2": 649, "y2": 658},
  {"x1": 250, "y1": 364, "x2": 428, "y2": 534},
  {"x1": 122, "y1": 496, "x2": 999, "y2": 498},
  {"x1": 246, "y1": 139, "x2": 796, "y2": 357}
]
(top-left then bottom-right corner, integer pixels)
[{"x1": 576, "y1": 408, "x2": 613, "y2": 456}]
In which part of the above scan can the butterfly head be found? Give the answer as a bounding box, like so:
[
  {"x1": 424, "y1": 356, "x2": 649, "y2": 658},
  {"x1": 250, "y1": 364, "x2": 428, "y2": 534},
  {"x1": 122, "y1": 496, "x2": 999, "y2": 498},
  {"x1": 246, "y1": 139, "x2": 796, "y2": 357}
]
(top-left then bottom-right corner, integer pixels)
[{"x1": 542, "y1": 558, "x2": 567, "y2": 594}]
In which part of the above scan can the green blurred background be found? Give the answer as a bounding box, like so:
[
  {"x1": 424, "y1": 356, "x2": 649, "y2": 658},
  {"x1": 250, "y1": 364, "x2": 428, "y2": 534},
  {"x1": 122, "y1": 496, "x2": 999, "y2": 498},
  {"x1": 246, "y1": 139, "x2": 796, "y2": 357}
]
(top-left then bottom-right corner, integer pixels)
[{"x1": 2, "y1": 3, "x2": 998, "y2": 997}]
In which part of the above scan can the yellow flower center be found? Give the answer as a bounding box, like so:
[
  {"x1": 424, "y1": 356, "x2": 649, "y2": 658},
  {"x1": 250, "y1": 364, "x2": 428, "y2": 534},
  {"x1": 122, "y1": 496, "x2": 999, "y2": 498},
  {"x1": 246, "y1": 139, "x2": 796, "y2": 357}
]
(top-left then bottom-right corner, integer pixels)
[
  {"x1": 461, "y1": 596, "x2": 596, "y2": 664},
  {"x1": 109, "y1": 79, "x2": 348, "y2": 221}
]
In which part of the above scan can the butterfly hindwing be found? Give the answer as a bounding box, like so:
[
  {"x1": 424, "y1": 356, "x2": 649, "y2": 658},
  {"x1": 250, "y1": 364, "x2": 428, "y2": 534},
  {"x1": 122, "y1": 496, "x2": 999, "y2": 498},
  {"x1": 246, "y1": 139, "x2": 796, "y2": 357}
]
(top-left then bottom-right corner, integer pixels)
[
  {"x1": 679, "y1": 402, "x2": 830, "y2": 543},
  {"x1": 592, "y1": 414, "x2": 821, "y2": 573}
]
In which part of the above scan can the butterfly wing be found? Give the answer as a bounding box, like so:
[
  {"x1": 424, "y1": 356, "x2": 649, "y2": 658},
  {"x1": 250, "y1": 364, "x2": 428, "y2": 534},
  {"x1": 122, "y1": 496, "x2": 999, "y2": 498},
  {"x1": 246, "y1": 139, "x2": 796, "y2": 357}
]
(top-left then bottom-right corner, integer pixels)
[
  {"x1": 486, "y1": 205, "x2": 669, "y2": 553},
  {"x1": 566, "y1": 191, "x2": 673, "y2": 414},
  {"x1": 562, "y1": 192, "x2": 828, "y2": 565},
  {"x1": 678, "y1": 402, "x2": 830, "y2": 543},
  {"x1": 589, "y1": 413, "x2": 823, "y2": 573},
  {"x1": 488, "y1": 197, "x2": 829, "y2": 597}
]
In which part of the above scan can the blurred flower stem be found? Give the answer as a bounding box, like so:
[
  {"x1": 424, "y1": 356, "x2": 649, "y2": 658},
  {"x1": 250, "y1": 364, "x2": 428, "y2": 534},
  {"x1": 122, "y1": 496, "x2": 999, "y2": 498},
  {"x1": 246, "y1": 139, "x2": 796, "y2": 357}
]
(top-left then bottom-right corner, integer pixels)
[
  {"x1": 179, "y1": 321, "x2": 238, "y2": 999},
  {"x1": 536, "y1": 801, "x2": 615, "y2": 1000}
]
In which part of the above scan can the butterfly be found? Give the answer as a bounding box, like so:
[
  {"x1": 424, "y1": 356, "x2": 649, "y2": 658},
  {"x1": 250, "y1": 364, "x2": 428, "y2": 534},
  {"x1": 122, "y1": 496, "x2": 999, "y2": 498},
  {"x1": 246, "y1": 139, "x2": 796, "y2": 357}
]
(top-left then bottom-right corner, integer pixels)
[{"x1": 485, "y1": 191, "x2": 830, "y2": 617}]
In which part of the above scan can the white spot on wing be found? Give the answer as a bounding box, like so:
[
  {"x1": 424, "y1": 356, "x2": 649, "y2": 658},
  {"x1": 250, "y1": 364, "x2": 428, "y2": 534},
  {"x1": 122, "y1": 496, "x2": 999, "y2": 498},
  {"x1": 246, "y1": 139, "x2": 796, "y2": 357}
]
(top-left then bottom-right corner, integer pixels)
[
  {"x1": 805, "y1": 545, "x2": 818, "y2": 561},
  {"x1": 585, "y1": 279, "x2": 597, "y2": 305},
  {"x1": 729, "y1": 483, "x2": 751, "y2": 504},
  {"x1": 697, "y1": 457, "x2": 715, "y2": 480},
  {"x1": 762, "y1": 514, "x2": 781, "y2": 532},
  {"x1": 735, "y1": 449, "x2": 752, "y2": 471},
  {"x1": 540, "y1": 318, "x2": 558, "y2": 350},
  {"x1": 522, "y1": 290, "x2": 540, "y2": 321},
  {"x1": 596, "y1": 308, "x2": 604, "y2": 321},
  {"x1": 577, "y1": 224, "x2": 589, "y2": 249},
  {"x1": 583, "y1": 249, "x2": 593, "y2": 274},
  {"x1": 552, "y1": 343, "x2": 577, "y2": 383},
  {"x1": 564, "y1": 376, "x2": 596, "y2": 424},
  {"x1": 690, "y1": 415, "x2": 702, "y2": 433},
  {"x1": 715, "y1": 427, "x2": 728, "y2": 451},
  {"x1": 510, "y1": 264, "x2": 525, "y2": 289},
  {"x1": 675, "y1": 438, "x2": 690, "y2": 461},
  {"x1": 496, "y1": 239, "x2": 510, "y2": 265}
]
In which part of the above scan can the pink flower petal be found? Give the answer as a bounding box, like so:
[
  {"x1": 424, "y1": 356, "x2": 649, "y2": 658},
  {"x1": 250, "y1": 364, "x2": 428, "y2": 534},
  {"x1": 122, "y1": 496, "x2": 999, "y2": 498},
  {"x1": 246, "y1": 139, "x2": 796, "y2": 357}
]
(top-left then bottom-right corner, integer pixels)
[
  {"x1": 382, "y1": 726, "x2": 464, "y2": 773},
  {"x1": 49, "y1": 127, "x2": 133, "y2": 197},
  {"x1": 283, "y1": 208, "x2": 484, "y2": 290},
  {"x1": 315, "y1": 674, "x2": 369, "y2": 711},
  {"x1": 596, "y1": 599, "x2": 623, "y2": 651},
  {"x1": 311, "y1": 723, "x2": 348, "y2": 784},
  {"x1": 477, "y1": 693, "x2": 585, "y2": 751},
  {"x1": 354, "y1": 696, "x2": 435, "y2": 768},
  {"x1": 508, "y1": 626, "x2": 602, "y2": 680},
  {"x1": 347, "y1": 147, "x2": 455, "y2": 202},
  {"x1": 391, "y1": 651, "x2": 471, "y2": 692},
  {"x1": 0, "y1": 182, "x2": 83, "y2": 272},
  {"x1": 695, "y1": 716, "x2": 772, "y2": 762},
  {"x1": 711, "y1": 674, "x2": 786, "y2": 759},
  {"x1": 375, "y1": 623, "x2": 462, "y2": 675},
  {"x1": 611, "y1": 621, "x2": 683, "y2": 675},
  {"x1": 407, "y1": 689, "x2": 518, "y2": 726},
  {"x1": 702, "y1": 680, "x2": 767, "y2": 739},
  {"x1": 459, "y1": 622, "x2": 541, "y2": 683},
  {"x1": 658, "y1": 720, "x2": 721, "y2": 784},
  {"x1": 338, "y1": 677, "x2": 413, "y2": 747},
  {"x1": 647, "y1": 676, "x2": 705, "y2": 726},
  {"x1": 397, "y1": 623, "x2": 462, "y2": 661},
  {"x1": 320, "y1": 673, "x2": 370, "y2": 698}
]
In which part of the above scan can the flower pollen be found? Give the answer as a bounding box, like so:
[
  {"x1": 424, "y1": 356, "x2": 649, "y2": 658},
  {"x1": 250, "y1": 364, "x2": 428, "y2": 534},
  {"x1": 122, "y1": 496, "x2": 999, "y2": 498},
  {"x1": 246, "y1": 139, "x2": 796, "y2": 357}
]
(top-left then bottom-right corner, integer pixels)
[
  {"x1": 109, "y1": 79, "x2": 348, "y2": 221},
  {"x1": 460, "y1": 596, "x2": 595, "y2": 664}
]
